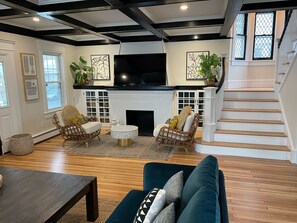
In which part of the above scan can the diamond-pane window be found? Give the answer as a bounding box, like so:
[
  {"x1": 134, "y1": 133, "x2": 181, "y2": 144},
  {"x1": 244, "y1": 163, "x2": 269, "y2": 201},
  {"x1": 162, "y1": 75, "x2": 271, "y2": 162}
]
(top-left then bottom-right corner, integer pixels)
[
  {"x1": 234, "y1": 14, "x2": 247, "y2": 60},
  {"x1": 253, "y1": 12, "x2": 275, "y2": 59}
]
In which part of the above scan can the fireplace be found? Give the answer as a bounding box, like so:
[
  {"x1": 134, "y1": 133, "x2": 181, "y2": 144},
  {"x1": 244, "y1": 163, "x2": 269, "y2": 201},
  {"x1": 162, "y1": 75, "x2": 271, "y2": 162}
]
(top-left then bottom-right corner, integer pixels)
[{"x1": 126, "y1": 110, "x2": 154, "y2": 136}]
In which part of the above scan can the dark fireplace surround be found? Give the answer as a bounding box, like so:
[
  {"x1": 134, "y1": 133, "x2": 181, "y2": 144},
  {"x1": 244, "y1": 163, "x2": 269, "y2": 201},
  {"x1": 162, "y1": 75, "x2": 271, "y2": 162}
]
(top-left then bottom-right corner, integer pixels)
[{"x1": 126, "y1": 110, "x2": 154, "y2": 136}]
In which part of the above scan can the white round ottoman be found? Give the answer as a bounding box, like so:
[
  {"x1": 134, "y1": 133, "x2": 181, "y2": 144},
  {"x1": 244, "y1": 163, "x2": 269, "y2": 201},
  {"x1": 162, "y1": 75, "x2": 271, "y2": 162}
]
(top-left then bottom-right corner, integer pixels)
[{"x1": 111, "y1": 125, "x2": 138, "y2": 147}]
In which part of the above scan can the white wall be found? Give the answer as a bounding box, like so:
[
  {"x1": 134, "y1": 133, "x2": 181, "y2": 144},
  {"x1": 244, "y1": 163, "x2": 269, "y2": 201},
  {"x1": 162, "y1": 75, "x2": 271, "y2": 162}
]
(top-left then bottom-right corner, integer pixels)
[
  {"x1": 0, "y1": 32, "x2": 76, "y2": 136},
  {"x1": 227, "y1": 11, "x2": 285, "y2": 89},
  {"x1": 165, "y1": 40, "x2": 230, "y2": 85},
  {"x1": 0, "y1": 32, "x2": 230, "y2": 137}
]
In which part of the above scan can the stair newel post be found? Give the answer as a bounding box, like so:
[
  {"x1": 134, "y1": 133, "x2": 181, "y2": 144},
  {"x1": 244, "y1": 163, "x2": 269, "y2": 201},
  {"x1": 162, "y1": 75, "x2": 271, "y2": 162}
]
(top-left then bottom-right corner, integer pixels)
[{"x1": 202, "y1": 87, "x2": 218, "y2": 142}]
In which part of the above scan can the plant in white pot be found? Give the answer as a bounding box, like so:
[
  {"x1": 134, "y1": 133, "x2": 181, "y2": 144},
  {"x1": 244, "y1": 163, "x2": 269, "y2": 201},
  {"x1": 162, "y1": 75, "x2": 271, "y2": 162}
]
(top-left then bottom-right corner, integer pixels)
[
  {"x1": 198, "y1": 53, "x2": 221, "y2": 86},
  {"x1": 70, "y1": 56, "x2": 94, "y2": 85}
]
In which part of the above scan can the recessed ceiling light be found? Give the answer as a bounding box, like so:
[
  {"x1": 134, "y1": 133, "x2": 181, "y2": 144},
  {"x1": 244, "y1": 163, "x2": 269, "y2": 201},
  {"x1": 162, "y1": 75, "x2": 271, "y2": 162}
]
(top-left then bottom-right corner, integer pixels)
[
  {"x1": 180, "y1": 4, "x2": 188, "y2": 11},
  {"x1": 33, "y1": 17, "x2": 40, "y2": 22},
  {"x1": 194, "y1": 35, "x2": 198, "y2": 39}
]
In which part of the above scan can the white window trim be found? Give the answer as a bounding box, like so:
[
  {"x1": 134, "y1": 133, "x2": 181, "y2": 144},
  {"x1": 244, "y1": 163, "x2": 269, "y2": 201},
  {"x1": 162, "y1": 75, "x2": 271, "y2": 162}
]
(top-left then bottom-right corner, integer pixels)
[{"x1": 37, "y1": 40, "x2": 68, "y2": 116}]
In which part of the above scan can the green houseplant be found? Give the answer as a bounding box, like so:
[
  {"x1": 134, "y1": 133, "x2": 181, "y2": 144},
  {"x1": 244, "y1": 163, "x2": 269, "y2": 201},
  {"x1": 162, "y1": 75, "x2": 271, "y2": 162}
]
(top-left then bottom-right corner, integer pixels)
[
  {"x1": 198, "y1": 53, "x2": 221, "y2": 86},
  {"x1": 70, "y1": 56, "x2": 94, "y2": 85}
]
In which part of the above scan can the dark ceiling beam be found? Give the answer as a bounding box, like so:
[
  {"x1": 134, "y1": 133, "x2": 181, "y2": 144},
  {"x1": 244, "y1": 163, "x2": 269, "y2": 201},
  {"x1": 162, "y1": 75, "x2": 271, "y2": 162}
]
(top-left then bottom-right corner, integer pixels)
[
  {"x1": 36, "y1": 29, "x2": 88, "y2": 36},
  {"x1": 0, "y1": 22, "x2": 77, "y2": 45},
  {"x1": 241, "y1": 1, "x2": 297, "y2": 13},
  {"x1": 0, "y1": 0, "x2": 38, "y2": 14},
  {"x1": 119, "y1": 35, "x2": 161, "y2": 42},
  {"x1": 0, "y1": 0, "x2": 120, "y2": 42},
  {"x1": 49, "y1": 14, "x2": 120, "y2": 42},
  {"x1": 154, "y1": 18, "x2": 225, "y2": 30},
  {"x1": 37, "y1": 0, "x2": 113, "y2": 15},
  {"x1": 0, "y1": 9, "x2": 31, "y2": 20},
  {"x1": 167, "y1": 33, "x2": 230, "y2": 42},
  {"x1": 120, "y1": 0, "x2": 207, "y2": 8},
  {"x1": 104, "y1": 0, "x2": 168, "y2": 39},
  {"x1": 220, "y1": 0, "x2": 244, "y2": 36},
  {"x1": 95, "y1": 25, "x2": 143, "y2": 33},
  {"x1": 29, "y1": 0, "x2": 205, "y2": 15}
]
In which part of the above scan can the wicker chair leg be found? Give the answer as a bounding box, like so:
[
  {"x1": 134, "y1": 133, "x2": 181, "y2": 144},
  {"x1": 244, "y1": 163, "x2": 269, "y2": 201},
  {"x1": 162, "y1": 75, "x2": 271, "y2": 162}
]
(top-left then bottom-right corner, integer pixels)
[
  {"x1": 97, "y1": 136, "x2": 100, "y2": 141},
  {"x1": 85, "y1": 141, "x2": 89, "y2": 147},
  {"x1": 62, "y1": 140, "x2": 66, "y2": 147}
]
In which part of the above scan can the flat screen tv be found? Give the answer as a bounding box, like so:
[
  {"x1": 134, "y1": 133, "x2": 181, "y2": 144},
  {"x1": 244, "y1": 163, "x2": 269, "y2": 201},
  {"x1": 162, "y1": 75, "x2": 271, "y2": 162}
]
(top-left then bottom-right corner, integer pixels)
[{"x1": 114, "y1": 53, "x2": 166, "y2": 86}]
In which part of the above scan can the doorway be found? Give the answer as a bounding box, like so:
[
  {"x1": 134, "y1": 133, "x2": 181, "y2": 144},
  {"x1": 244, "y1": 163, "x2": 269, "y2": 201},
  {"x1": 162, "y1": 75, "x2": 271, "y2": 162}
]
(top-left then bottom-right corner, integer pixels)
[{"x1": 0, "y1": 44, "x2": 22, "y2": 154}]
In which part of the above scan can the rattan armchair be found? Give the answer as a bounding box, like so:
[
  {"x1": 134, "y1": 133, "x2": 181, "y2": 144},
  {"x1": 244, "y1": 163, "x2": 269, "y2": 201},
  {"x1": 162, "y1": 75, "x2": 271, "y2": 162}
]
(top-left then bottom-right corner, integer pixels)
[
  {"x1": 155, "y1": 113, "x2": 199, "y2": 152},
  {"x1": 52, "y1": 105, "x2": 102, "y2": 147}
]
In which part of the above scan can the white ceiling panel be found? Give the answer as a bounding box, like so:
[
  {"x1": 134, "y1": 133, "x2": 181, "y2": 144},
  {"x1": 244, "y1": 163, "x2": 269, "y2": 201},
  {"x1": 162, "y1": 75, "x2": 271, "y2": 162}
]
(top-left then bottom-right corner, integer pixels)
[
  {"x1": 1, "y1": 17, "x2": 72, "y2": 30},
  {"x1": 116, "y1": 31, "x2": 153, "y2": 37},
  {"x1": 140, "y1": 0, "x2": 229, "y2": 23},
  {"x1": 165, "y1": 26, "x2": 221, "y2": 36},
  {"x1": 67, "y1": 10, "x2": 138, "y2": 27},
  {"x1": 62, "y1": 34, "x2": 105, "y2": 41},
  {"x1": 0, "y1": 4, "x2": 10, "y2": 10}
]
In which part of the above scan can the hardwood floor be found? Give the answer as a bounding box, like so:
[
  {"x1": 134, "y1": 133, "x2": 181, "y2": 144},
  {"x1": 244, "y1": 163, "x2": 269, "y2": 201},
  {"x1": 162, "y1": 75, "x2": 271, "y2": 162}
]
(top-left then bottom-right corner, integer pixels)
[{"x1": 1, "y1": 132, "x2": 297, "y2": 223}]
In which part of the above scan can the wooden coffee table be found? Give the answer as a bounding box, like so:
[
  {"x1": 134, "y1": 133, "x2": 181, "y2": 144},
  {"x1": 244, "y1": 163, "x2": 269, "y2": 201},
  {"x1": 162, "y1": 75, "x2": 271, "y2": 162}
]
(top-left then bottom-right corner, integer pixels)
[{"x1": 0, "y1": 167, "x2": 98, "y2": 223}]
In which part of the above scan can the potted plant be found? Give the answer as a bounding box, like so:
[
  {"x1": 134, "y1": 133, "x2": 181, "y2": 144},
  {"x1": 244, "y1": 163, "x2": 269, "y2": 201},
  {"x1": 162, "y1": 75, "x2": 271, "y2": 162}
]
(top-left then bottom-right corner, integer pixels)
[
  {"x1": 70, "y1": 56, "x2": 94, "y2": 85},
  {"x1": 198, "y1": 53, "x2": 221, "y2": 86}
]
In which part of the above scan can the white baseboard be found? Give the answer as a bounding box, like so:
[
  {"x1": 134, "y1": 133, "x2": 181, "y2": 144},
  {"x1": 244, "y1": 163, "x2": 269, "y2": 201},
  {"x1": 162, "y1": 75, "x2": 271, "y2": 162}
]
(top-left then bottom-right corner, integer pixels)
[
  {"x1": 32, "y1": 128, "x2": 59, "y2": 144},
  {"x1": 227, "y1": 79, "x2": 274, "y2": 89},
  {"x1": 290, "y1": 150, "x2": 297, "y2": 164}
]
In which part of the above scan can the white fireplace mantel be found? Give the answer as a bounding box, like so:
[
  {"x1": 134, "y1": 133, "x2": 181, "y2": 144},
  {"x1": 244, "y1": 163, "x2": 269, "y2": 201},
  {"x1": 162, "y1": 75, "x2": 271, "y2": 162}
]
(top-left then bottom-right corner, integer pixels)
[{"x1": 107, "y1": 90, "x2": 175, "y2": 127}]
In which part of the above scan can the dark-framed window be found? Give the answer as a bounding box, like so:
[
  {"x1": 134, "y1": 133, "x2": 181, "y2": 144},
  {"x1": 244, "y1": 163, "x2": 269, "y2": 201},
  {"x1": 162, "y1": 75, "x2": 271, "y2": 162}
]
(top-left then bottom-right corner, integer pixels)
[
  {"x1": 253, "y1": 12, "x2": 276, "y2": 60},
  {"x1": 234, "y1": 13, "x2": 247, "y2": 60}
]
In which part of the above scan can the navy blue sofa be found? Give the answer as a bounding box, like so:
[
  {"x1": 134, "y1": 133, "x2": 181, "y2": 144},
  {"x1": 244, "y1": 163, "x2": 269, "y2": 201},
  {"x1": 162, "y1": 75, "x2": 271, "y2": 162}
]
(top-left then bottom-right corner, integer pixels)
[{"x1": 106, "y1": 155, "x2": 229, "y2": 223}]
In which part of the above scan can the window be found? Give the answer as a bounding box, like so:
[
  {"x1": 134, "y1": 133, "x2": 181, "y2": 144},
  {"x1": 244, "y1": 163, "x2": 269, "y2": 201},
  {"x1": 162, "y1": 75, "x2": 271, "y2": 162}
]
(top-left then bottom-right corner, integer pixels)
[
  {"x1": 253, "y1": 12, "x2": 275, "y2": 60},
  {"x1": 42, "y1": 54, "x2": 63, "y2": 111},
  {"x1": 234, "y1": 14, "x2": 247, "y2": 60},
  {"x1": 0, "y1": 61, "x2": 8, "y2": 107}
]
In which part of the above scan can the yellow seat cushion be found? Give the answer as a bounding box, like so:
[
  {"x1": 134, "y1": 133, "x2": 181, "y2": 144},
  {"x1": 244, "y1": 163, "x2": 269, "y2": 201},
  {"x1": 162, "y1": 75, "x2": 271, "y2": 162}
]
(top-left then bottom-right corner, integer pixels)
[
  {"x1": 70, "y1": 114, "x2": 88, "y2": 125},
  {"x1": 169, "y1": 115, "x2": 178, "y2": 129},
  {"x1": 176, "y1": 106, "x2": 192, "y2": 130}
]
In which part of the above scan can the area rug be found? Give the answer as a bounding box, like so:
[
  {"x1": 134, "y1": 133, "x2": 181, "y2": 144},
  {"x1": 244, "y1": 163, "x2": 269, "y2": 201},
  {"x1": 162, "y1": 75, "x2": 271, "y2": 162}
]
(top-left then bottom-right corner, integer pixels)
[
  {"x1": 66, "y1": 135, "x2": 175, "y2": 160},
  {"x1": 58, "y1": 198, "x2": 119, "y2": 223}
]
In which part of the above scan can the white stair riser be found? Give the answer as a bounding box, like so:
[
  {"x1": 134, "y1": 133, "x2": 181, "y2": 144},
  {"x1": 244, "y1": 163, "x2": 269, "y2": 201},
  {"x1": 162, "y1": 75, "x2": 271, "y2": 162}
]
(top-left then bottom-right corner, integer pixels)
[
  {"x1": 214, "y1": 133, "x2": 287, "y2": 145},
  {"x1": 223, "y1": 101, "x2": 279, "y2": 109},
  {"x1": 221, "y1": 111, "x2": 281, "y2": 120},
  {"x1": 195, "y1": 143, "x2": 290, "y2": 160},
  {"x1": 217, "y1": 122, "x2": 285, "y2": 132},
  {"x1": 224, "y1": 92, "x2": 275, "y2": 99}
]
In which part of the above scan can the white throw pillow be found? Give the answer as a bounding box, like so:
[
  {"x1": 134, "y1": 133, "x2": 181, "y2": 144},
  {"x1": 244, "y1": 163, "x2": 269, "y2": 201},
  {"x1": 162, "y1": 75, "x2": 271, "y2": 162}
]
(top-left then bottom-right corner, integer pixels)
[
  {"x1": 183, "y1": 114, "x2": 195, "y2": 132},
  {"x1": 56, "y1": 111, "x2": 65, "y2": 127},
  {"x1": 133, "y1": 188, "x2": 166, "y2": 223}
]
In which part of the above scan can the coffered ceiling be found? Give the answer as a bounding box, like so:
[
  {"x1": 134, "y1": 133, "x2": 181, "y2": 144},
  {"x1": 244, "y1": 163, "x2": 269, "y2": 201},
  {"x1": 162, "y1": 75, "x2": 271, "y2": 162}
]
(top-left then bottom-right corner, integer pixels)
[{"x1": 0, "y1": 0, "x2": 296, "y2": 46}]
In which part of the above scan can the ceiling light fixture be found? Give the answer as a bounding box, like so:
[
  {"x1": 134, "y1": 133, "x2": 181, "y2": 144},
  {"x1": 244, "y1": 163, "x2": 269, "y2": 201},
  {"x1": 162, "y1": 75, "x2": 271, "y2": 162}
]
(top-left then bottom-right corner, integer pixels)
[
  {"x1": 194, "y1": 35, "x2": 198, "y2": 39},
  {"x1": 180, "y1": 4, "x2": 188, "y2": 11},
  {"x1": 33, "y1": 17, "x2": 40, "y2": 22}
]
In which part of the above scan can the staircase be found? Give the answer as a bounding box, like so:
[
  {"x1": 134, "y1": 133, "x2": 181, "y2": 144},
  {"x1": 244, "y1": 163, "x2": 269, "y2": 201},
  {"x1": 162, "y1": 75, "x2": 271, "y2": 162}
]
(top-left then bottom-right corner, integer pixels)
[{"x1": 197, "y1": 89, "x2": 290, "y2": 160}]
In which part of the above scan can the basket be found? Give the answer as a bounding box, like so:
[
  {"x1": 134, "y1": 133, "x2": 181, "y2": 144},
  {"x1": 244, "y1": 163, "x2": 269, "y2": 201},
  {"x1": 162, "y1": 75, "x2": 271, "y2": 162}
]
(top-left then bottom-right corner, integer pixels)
[{"x1": 10, "y1": 134, "x2": 34, "y2": 155}]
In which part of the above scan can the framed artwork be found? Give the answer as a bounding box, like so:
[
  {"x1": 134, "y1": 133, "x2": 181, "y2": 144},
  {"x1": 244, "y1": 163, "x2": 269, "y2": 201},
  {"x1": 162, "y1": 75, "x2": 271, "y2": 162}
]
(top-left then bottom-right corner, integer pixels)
[
  {"x1": 186, "y1": 51, "x2": 209, "y2": 80},
  {"x1": 24, "y1": 78, "x2": 39, "y2": 100},
  {"x1": 90, "y1": 54, "x2": 110, "y2": 80},
  {"x1": 20, "y1": 53, "x2": 37, "y2": 76}
]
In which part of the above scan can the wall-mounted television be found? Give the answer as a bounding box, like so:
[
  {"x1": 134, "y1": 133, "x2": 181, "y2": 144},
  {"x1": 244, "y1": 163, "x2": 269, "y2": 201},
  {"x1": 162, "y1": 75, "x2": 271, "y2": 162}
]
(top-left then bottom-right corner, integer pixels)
[{"x1": 114, "y1": 53, "x2": 166, "y2": 86}]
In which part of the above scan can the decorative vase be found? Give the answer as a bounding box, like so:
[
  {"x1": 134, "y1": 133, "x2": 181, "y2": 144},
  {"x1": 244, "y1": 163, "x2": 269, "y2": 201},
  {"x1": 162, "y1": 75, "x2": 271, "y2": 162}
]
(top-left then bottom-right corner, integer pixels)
[{"x1": 205, "y1": 77, "x2": 216, "y2": 86}]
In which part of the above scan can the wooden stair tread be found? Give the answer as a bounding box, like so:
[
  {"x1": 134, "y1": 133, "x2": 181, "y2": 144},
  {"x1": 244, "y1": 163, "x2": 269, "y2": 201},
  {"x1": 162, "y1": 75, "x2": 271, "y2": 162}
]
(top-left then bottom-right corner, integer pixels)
[
  {"x1": 200, "y1": 141, "x2": 290, "y2": 152},
  {"x1": 224, "y1": 98, "x2": 278, "y2": 102},
  {"x1": 215, "y1": 129, "x2": 287, "y2": 137},
  {"x1": 222, "y1": 108, "x2": 281, "y2": 113},
  {"x1": 218, "y1": 118, "x2": 284, "y2": 124}
]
